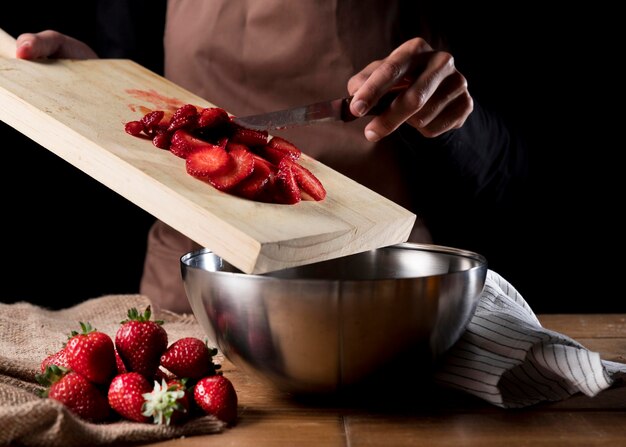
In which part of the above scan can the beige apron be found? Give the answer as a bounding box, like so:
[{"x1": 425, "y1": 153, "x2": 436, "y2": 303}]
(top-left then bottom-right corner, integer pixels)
[{"x1": 141, "y1": 0, "x2": 432, "y2": 312}]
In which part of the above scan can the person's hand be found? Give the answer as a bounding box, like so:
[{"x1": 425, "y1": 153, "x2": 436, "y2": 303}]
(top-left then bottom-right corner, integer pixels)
[
  {"x1": 348, "y1": 37, "x2": 473, "y2": 141},
  {"x1": 15, "y1": 30, "x2": 98, "y2": 60}
]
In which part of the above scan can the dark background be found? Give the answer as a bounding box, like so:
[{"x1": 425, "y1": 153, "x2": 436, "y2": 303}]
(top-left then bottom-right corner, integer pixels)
[{"x1": 1, "y1": 4, "x2": 622, "y2": 313}]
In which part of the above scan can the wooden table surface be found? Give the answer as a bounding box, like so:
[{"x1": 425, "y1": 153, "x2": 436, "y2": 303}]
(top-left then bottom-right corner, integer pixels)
[{"x1": 144, "y1": 314, "x2": 626, "y2": 447}]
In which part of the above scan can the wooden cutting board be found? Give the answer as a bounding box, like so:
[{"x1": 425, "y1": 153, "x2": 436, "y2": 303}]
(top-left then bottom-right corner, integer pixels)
[{"x1": 0, "y1": 30, "x2": 415, "y2": 274}]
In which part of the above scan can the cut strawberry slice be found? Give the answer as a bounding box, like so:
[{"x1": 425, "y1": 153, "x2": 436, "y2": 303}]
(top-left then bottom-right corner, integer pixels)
[
  {"x1": 186, "y1": 145, "x2": 231, "y2": 178},
  {"x1": 170, "y1": 104, "x2": 198, "y2": 120},
  {"x1": 125, "y1": 121, "x2": 144, "y2": 136},
  {"x1": 141, "y1": 110, "x2": 165, "y2": 134},
  {"x1": 198, "y1": 107, "x2": 229, "y2": 128},
  {"x1": 224, "y1": 141, "x2": 250, "y2": 153},
  {"x1": 167, "y1": 104, "x2": 199, "y2": 132},
  {"x1": 216, "y1": 136, "x2": 229, "y2": 149},
  {"x1": 254, "y1": 145, "x2": 290, "y2": 165},
  {"x1": 235, "y1": 155, "x2": 275, "y2": 199},
  {"x1": 207, "y1": 145, "x2": 255, "y2": 191},
  {"x1": 230, "y1": 126, "x2": 269, "y2": 147},
  {"x1": 273, "y1": 159, "x2": 301, "y2": 204},
  {"x1": 282, "y1": 158, "x2": 327, "y2": 201},
  {"x1": 254, "y1": 136, "x2": 301, "y2": 165},
  {"x1": 152, "y1": 132, "x2": 172, "y2": 149},
  {"x1": 170, "y1": 129, "x2": 213, "y2": 158},
  {"x1": 269, "y1": 136, "x2": 301, "y2": 160}
]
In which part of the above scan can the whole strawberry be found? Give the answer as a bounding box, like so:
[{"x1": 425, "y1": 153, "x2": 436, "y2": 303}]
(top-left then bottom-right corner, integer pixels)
[
  {"x1": 160, "y1": 337, "x2": 220, "y2": 380},
  {"x1": 114, "y1": 348, "x2": 128, "y2": 374},
  {"x1": 115, "y1": 306, "x2": 168, "y2": 378},
  {"x1": 40, "y1": 346, "x2": 70, "y2": 373},
  {"x1": 37, "y1": 365, "x2": 110, "y2": 422},
  {"x1": 194, "y1": 374, "x2": 238, "y2": 424},
  {"x1": 108, "y1": 372, "x2": 152, "y2": 423},
  {"x1": 65, "y1": 322, "x2": 116, "y2": 384}
]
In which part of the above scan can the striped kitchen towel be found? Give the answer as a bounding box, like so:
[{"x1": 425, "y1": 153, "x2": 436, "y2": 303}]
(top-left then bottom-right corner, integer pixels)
[{"x1": 435, "y1": 270, "x2": 626, "y2": 408}]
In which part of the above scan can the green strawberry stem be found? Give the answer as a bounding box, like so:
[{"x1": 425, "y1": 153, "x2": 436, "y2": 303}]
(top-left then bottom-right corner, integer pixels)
[
  {"x1": 69, "y1": 321, "x2": 97, "y2": 338},
  {"x1": 35, "y1": 364, "x2": 70, "y2": 397},
  {"x1": 122, "y1": 306, "x2": 164, "y2": 325}
]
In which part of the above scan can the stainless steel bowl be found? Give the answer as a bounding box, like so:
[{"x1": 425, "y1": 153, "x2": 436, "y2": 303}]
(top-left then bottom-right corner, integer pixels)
[{"x1": 181, "y1": 243, "x2": 487, "y2": 394}]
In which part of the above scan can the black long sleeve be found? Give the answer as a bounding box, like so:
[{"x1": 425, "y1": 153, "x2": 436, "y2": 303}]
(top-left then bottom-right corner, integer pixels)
[
  {"x1": 400, "y1": 100, "x2": 528, "y2": 210},
  {"x1": 396, "y1": 99, "x2": 530, "y2": 283}
]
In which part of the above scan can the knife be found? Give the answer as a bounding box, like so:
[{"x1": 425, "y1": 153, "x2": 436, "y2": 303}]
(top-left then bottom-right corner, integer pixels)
[{"x1": 232, "y1": 87, "x2": 405, "y2": 131}]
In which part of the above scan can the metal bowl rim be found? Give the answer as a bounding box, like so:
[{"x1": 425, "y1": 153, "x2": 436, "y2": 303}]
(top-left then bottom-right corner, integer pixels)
[{"x1": 180, "y1": 242, "x2": 488, "y2": 283}]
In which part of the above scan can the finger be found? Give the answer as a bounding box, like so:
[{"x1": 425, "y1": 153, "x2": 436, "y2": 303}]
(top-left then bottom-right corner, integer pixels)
[
  {"x1": 350, "y1": 38, "x2": 432, "y2": 117},
  {"x1": 406, "y1": 71, "x2": 469, "y2": 129},
  {"x1": 419, "y1": 92, "x2": 474, "y2": 138},
  {"x1": 16, "y1": 31, "x2": 64, "y2": 59},
  {"x1": 16, "y1": 30, "x2": 97, "y2": 59},
  {"x1": 15, "y1": 33, "x2": 37, "y2": 59},
  {"x1": 363, "y1": 51, "x2": 457, "y2": 141},
  {"x1": 347, "y1": 60, "x2": 381, "y2": 96}
]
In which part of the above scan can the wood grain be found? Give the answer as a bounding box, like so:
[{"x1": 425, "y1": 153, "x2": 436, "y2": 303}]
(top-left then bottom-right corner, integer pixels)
[
  {"x1": 139, "y1": 314, "x2": 626, "y2": 447},
  {"x1": 345, "y1": 412, "x2": 626, "y2": 447},
  {"x1": 0, "y1": 54, "x2": 415, "y2": 274},
  {"x1": 538, "y1": 314, "x2": 626, "y2": 339}
]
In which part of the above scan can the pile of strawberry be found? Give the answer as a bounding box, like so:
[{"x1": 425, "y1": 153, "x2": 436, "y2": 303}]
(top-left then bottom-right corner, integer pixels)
[
  {"x1": 124, "y1": 104, "x2": 326, "y2": 204},
  {"x1": 36, "y1": 306, "x2": 237, "y2": 426}
]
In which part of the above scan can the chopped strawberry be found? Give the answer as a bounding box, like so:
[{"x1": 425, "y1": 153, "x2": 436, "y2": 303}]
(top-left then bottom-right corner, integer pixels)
[
  {"x1": 291, "y1": 161, "x2": 327, "y2": 201},
  {"x1": 171, "y1": 104, "x2": 198, "y2": 117},
  {"x1": 255, "y1": 171, "x2": 283, "y2": 204},
  {"x1": 160, "y1": 337, "x2": 220, "y2": 380},
  {"x1": 194, "y1": 374, "x2": 238, "y2": 425},
  {"x1": 124, "y1": 120, "x2": 144, "y2": 136},
  {"x1": 167, "y1": 104, "x2": 199, "y2": 132},
  {"x1": 269, "y1": 136, "x2": 301, "y2": 159},
  {"x1": 206, "y1": 145, "x2": 255, "y2": 191},
  {"x1": 216, "y1": 136, "x2": 229, "y2": 149},
  {"x1": 65, "y1": 322, "x2": 116, "y2": 385},
  {"x1": 230, "y1": 126, "x2": 269, "y2": 147},
  {"x1": 115, "y1": 306, "x2": 168, "y2": 379},
  {"x1": 37, "y1": 365, "x2": 110, "y2": 422},
  {"x1": 274, "y1": 159, "x2": 301, "y2": 204},
  {"x1": 235, "y1": 155, "x2": 275, "y2": 199},
  {"x1": 125, "y1": 103, "x2": 327, "y2": 204},
  {"x1": 254, "y1": 136, "x2": 301, "y2": 165},
  {"x1": 108, "y1": 372, "x2": 152, "y2": 423},
  {"x1": 152, "y1": 132, "x2": 172, "y2": 149},
  {"x1": 255, "y1": 145, "x2": 290, "y2": 165},
  {"x1": 198, "y1": 107, "x2": 229, "y2": 128},
  {"x1": 170, "y1": 129, "x2": 214, "y2": 159},
  {"x1": 186, "y1": 146, "x2": 231, "y2": 178},
  {"x1": 168, "y1": 115, "x2": 198, "y2": 132},
  {"x1": 226, "y1": 142, "x2": 249, "y2": 152},
  {"x1": 141, "y1": 110, "x2": 165, "y2": 134}
]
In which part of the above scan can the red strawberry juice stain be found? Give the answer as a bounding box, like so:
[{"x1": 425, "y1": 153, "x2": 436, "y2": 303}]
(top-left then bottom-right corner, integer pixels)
[{"x1": 125, "y1": 89, "x2": 186, "y2": 115}]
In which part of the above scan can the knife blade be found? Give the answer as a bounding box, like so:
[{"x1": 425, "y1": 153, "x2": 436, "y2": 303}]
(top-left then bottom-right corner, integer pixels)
[{"x1": 231, "y1": 88, "x2": 403, "y2": 131}]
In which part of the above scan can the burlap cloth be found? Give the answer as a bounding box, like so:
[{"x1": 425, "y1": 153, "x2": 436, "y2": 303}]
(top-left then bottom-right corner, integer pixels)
[{"x1": 0, "y1": 295, "x2": 224, "y2": 447}]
